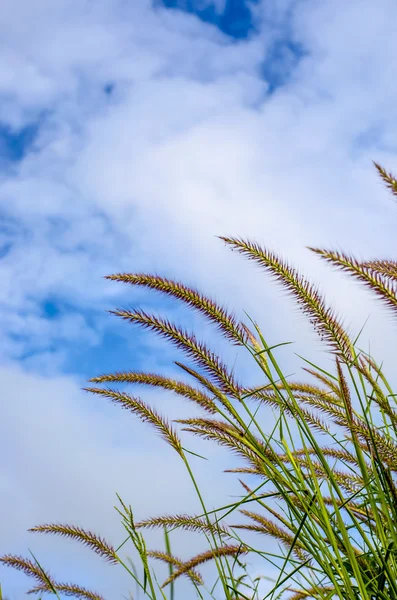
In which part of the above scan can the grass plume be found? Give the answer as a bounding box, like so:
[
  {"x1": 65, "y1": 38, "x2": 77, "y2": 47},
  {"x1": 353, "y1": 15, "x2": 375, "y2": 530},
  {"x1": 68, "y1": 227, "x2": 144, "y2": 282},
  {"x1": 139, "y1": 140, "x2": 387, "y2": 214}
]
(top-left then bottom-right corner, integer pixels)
[{"x1": 4, "y1": 161, "x2": 397, "y2": 600}]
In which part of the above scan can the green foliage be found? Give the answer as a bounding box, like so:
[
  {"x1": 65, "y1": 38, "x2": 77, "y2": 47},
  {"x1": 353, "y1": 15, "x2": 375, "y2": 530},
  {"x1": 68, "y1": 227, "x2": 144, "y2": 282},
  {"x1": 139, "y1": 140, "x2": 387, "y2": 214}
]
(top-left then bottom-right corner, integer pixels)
[{"x1": 2, "y1": 162, "x2": 397, "y2": 599}]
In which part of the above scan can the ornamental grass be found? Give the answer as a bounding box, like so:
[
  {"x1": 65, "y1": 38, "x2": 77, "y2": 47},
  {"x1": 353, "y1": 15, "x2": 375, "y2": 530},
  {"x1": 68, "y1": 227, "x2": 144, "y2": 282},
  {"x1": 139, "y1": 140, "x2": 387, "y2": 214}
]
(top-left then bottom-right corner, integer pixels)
[{"x1": 2, "y1": 162, "x2": 397, "y2": 599}]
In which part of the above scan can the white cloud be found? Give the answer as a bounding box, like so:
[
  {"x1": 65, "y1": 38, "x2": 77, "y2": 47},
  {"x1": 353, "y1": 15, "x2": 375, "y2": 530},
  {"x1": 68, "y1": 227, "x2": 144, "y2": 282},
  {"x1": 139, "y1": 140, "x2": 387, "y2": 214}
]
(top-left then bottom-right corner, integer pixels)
[{"x1": 1, "y1": 0, "x2": 397, "y2": 597}]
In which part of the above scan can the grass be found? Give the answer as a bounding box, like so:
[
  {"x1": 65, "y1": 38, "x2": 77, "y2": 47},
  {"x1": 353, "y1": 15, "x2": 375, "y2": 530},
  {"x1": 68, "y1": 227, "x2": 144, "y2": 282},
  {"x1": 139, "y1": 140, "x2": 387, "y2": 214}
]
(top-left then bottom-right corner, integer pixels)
[{"x1": 2, "y1": 161, "x2": 397, "y2": 599}]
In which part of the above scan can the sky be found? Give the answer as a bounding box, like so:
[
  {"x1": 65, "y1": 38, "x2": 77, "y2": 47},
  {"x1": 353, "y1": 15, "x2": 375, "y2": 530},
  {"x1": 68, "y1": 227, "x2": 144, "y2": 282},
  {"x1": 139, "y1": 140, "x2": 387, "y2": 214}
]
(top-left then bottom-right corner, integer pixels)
[{"x1": 1, "y1": 0, "x2": 397, "y2": 598}]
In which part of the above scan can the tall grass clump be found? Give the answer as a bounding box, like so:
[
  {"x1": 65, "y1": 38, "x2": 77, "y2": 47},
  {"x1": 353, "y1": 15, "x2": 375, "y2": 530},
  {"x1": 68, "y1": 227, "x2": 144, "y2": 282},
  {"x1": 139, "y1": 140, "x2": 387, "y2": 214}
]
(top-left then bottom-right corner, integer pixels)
[{"x1": 2, "y1": 161, "x2": 397, "y2": 599}]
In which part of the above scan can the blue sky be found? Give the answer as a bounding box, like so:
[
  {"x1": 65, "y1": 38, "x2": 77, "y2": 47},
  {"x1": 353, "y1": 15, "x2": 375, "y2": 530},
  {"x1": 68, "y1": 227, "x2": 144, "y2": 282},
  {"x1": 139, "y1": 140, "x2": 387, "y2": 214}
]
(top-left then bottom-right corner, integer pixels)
[{"x1": 1, "y1": 0, "x2": 397, "y2": 598}]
